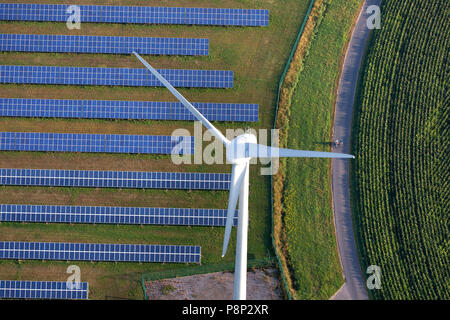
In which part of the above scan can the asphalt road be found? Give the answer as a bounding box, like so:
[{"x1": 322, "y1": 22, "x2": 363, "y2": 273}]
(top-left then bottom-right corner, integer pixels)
[{"x1": 330, "y1": 0, "x2": 382, "y2": 300}]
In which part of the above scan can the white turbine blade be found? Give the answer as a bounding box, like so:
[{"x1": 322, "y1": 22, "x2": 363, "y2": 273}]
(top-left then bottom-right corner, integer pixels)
[
  {"x1": 245, "y1": 143, "x2": 355, "y2": 159},
  {"x1": 222, "y1": 162, "x2": 247, "y2": 257},
  {"x1": 132, "y1": 51, "x2": 230, "y2": 146}
]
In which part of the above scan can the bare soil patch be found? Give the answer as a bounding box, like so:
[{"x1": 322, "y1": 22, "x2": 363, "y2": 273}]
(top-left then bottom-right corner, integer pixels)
[{"x1": 145, "y1": 268, "x2": 283, "y2": 300}]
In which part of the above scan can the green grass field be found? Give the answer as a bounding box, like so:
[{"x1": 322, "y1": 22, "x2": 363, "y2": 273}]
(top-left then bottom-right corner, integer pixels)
[
  {"x1": 276, "y1": 0, "x2": 363, "y2": 299},
  {"x1": 352, "y1": 0, "x2": 449, "y2": 299},
  {"x1": 0, "y1": 0, "x2": 312, "y2": 299}
]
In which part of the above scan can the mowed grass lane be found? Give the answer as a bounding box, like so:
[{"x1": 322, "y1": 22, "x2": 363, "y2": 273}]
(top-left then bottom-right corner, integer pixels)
[{"x1": 279, "y1": 0, "x2": 363, "y2": 299}]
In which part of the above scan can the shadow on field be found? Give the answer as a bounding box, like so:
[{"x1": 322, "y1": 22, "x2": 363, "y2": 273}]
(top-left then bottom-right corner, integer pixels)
[{"x1": 314, "y1": 141, "x2": 335, "y2": 147}]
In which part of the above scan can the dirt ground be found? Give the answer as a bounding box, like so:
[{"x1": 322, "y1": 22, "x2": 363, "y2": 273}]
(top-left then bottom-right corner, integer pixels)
[{"x1": 145, "y1": 268, "x2": 283, "y2": 300}]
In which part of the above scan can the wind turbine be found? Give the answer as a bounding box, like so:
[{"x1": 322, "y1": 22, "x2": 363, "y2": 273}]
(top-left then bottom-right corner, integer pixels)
[{"x1": 133, "y1": 52, "x2": 355, "y2": 300}]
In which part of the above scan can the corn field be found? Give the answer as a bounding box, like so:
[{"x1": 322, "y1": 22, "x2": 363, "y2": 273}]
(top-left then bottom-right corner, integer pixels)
[{"x1": 352, "y1": 0, "x2": 449, "y2": 299}]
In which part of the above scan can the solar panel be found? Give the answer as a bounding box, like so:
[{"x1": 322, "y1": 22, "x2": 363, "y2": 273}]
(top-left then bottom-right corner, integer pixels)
[
  {"x1": 0, "y1": 204, "x2": 238, "y2": 227},
  {"x1": 0, "y1": 98, "x2": 259, "y2": 122},
  {"x1": 0, "y1": 168, "x2": 231, "y2": 190},
  {"x1": 0, "y1": 280, "x2": 88, "y2": 300},
  {"x1": 0, "y1": 241, "x2": 201, "y2": 263},
  {"x1": 0, "y1": 65, "x2": 234, "y2": 88},
  {"x1": 0, "y1": 34, "x2": 209, "y2": 56},
  {"x1": 0, "y1": 4, "x2": 269, "y2": 26},
  {"x1": 0, "y1": 132, "x2": 194, "y2": 155}
]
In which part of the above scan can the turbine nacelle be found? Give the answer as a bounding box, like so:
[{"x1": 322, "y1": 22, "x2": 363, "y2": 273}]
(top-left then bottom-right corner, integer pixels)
[{"x1": 226, "y1": 133, "x2": 258, "y2": 164}]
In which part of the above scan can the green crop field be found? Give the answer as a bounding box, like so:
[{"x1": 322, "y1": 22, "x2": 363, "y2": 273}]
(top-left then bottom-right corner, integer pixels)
[
  {"x1": 352, "y1": 0, "x2": 449, "y2": 299},
  {"x1": 0, "y1": 0, "x2": 313, "y2": 299}
]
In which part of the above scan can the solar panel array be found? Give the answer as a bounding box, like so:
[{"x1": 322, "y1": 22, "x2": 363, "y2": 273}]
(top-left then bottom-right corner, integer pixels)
[
  {"x1": 0, "y1": 4, "x2": 269, "y2": 26},
  {"x1": 0, "y1": 3, "x2": 260, "y2": 287},
  {"x1": 0, "y1": 98, "x2": 259, "y2": 122},
  {"x1": 0, "y1": 168, "x2": 231, "y2": 190},
  {"x1": 0, "y1": 280, "x2": 88, "y2": 300},
  {"x1": 0, "y1": 132, "x2": 194, "y2": 155},
  {"x1": 0, "y1": 204, "x2": 238, "y2": 227},
  {"x1": 0, "y1": 241, "x2": 201, "y2": 263},
  {"x1": 0, "y1": 65, "x2": 234, "y2": 88},
  {"x1": 0, "y1": 34, "x2": 209, "y2": 56}
]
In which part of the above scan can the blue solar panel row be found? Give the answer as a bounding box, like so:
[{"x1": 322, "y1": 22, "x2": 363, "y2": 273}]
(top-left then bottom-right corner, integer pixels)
[
  {"x1": 0, "y1": 132, "x2": 194, "y2": 155},
  {"x1": 0, "y1": 34, "x2": 209, "y2": 56},
  {"x1": 0, "y1": 280, "x2": 88, "y2": 300},
  {"x1": 0, "y1": 65, "x2": 233, "y2": 88},
  {"x1": 0, "y1": 241, "x2": 201, "y2": 263},
  {"x1": 0, "y1": 168, "x2": 231, "y2": 190},
  {"x1": 0, "y1": 98, "x2": 259, "y2": 122},
  {"x1": 0, "y1": 4, "x2": 269, "y2": 26},
  {"x1": 0, "y1": 204, "x2": 238, "y2": 227}
]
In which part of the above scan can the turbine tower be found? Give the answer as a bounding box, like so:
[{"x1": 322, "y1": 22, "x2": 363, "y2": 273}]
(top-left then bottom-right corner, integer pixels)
[{"x1": 133, "y1": 52, "x2": 355, "y2": 300}]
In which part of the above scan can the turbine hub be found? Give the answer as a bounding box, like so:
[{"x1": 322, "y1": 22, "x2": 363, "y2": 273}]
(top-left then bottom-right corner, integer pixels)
[{"x1": 226, "y1": 133, "x2": 257, "y2": 164}]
